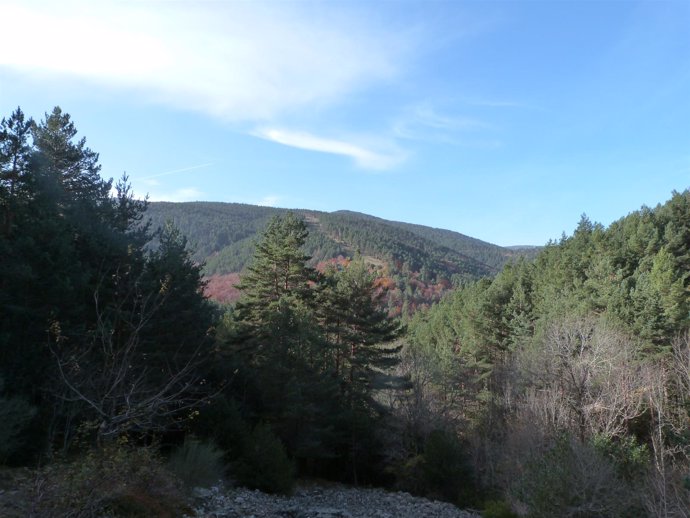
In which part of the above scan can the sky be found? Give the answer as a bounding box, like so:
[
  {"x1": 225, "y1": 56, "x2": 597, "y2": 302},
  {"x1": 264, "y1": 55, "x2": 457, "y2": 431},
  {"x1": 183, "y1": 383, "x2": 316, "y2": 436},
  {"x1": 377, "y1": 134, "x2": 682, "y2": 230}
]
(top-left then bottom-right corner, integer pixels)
[{"x1": 1, "y1": 0, "x2": 689, "y2": 247}]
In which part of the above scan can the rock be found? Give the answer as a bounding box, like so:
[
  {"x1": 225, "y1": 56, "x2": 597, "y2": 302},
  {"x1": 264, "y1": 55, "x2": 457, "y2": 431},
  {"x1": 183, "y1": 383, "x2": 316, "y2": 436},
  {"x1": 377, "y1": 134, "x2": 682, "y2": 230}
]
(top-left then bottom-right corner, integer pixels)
[{"x1": 190, "y1": 484, "x2": 480, "y2": 518}]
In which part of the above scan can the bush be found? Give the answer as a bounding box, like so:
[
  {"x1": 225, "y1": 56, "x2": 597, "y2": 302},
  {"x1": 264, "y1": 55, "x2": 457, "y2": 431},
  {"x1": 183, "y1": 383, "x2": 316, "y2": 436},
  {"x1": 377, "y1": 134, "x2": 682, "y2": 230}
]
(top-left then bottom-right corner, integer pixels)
[
  {"x1": 0, "y1": 378, "x2": 37, "y2": 464},
  {"x1": 422, "y1": 429, "x2": 477, "y2": 505},
  {"x1": 28, "y1": 440, "x2": 189, "y2": 517},
  {"x1": 234, "y1": 423, "x2": 295, "y2": 494},
  {"x1": 482, "y1": 499, "x2": 518, "y2": 518},
  {"x1": 591, "y1": 434, "x2": 650, "y2": 482},
  {"x1": 167, "y1": 437, "x2": 226, "y2": 488},
  {"x1": 191, "y1": 396, "x2": 251, "y2": 463},
  {"x1": 512, "y1": 435, "x2": 640, "y2": 518}
]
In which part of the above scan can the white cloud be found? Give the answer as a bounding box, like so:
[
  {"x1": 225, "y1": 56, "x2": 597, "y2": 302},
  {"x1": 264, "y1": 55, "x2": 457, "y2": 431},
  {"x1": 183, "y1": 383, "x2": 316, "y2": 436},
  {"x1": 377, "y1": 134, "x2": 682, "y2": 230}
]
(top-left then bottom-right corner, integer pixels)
[
  {"x1": 257, "y1": 195, "x2": 281, "y2": 207},
  {"x1": 255, "y1": 128, "x2": 407, "y2": 171},
  {"x1": 147, "y1": 188, "x2": 204, "y2": 203},
  {"x1": 0, "y1": 1, "x2": 406, "y2": 122}
]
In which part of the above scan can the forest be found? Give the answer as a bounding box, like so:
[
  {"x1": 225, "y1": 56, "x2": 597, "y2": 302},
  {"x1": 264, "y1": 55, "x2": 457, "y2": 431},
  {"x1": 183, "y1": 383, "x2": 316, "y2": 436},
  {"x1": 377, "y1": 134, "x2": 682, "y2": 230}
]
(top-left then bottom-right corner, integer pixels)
[
  {"x1": 2, "y1": 106, "x2": 690, "y2": 517},
  {"x1": 146, "y1": 201, "x2": 537, "y2": 315}
]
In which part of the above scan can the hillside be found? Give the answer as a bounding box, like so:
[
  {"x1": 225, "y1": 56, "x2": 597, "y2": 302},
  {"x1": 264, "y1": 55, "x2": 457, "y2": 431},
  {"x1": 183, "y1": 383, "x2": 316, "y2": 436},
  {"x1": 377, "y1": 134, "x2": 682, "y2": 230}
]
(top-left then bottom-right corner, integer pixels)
[{"x1": 145, "y1": 202, "x2": 537, "y2": 311}]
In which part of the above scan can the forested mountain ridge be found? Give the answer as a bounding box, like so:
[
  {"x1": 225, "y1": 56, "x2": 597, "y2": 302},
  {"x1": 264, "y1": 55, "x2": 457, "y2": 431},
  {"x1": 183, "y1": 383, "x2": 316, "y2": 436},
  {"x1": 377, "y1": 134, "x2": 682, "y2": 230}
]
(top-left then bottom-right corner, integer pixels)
[
  {"x1": 145, "y1": 202, "x2": 525, "y2": 276},
  {"x1": 146, "y1": 201, "x2": 537, "y2": 311}
]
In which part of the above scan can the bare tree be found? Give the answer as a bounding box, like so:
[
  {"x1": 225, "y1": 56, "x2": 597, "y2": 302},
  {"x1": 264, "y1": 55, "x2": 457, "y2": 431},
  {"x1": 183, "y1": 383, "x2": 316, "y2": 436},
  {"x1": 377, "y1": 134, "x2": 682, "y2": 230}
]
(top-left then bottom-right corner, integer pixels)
[
  {"x1": 643, "y1": 333, "x2": 690, "y2": 517},
  {"x1": 518, "y1": 316, "x2": 651, "y2": 441},
  {"x1": 48, "y1": 271, "x2": 210, "y2": 444}
]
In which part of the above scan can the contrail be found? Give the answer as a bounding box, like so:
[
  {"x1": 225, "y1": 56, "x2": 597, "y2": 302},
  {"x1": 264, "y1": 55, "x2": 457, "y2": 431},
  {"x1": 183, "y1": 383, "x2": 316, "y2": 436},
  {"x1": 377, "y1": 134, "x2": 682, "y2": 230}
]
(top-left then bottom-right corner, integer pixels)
[{"x1": 140, "y1": 162, "x2": 214, "y2": 180}]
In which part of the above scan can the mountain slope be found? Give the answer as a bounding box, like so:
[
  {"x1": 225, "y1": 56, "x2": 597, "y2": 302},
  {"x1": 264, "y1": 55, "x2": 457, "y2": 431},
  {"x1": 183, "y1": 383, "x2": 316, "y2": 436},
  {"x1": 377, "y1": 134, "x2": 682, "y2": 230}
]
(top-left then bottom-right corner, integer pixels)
[{"x1": 145, "y1": 201, "x2": 537, "y2": 311}]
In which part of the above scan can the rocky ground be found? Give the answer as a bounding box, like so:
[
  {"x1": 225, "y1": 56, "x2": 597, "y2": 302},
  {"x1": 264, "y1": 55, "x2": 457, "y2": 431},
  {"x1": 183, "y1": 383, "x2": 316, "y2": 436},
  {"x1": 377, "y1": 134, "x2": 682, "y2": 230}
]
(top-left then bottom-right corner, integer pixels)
[
  {"x1": 0, "y1": 467, "x2": 481, "y2": 517},
  {"x1": 190, "y1": 484, "x2": 481, "y2": 518}
]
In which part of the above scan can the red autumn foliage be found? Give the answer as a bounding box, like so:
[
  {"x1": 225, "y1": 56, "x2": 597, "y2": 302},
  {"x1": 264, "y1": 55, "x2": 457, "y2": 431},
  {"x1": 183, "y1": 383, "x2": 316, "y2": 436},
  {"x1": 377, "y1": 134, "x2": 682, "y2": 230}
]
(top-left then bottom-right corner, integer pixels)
[{"x1": 204, "y1": 273, "x2": 242, "y2": 304}]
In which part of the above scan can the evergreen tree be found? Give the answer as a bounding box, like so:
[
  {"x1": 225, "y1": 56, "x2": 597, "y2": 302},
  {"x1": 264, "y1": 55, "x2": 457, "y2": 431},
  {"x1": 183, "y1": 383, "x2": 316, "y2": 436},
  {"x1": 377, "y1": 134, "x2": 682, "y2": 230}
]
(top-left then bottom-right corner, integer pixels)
[
  {"x1": 228, "y1": 213, "x2": 338, "y2": 468},
  {"x1": 234, "y1": 212, "x2": 316, "y2": 333},
  {"x1": 318, "y1": 257, "x2": 400, "y2": 483},
  {"x1": 32, "y1": 106, "x2": 110, "y2": 205},
  {"x1": 0, "y1": 106, "x2": 216, "y2": 453},
  {"x1": 0, "y1": 107, "x2": 33, "y2": 236}
]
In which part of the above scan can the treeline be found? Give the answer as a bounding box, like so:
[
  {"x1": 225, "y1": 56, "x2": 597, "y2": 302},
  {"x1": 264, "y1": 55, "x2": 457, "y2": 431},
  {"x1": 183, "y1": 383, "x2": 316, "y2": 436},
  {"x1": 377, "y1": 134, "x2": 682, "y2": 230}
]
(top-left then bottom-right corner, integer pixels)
[
  {"x1": 385, "y1": 219, "x2": 537, "y2": 272},
  {"x1": 317, "y1": 210, "x2": 495, "y2": 281},
  {"x1": 403, "y1": 195, "x2": 690, "y2": 515},
  {"x1": 146, "y1": 203, "x2": 513, "y2": 283},
  {"x1": 146, "y1": 201, "x2": 279, "y2": 268}
]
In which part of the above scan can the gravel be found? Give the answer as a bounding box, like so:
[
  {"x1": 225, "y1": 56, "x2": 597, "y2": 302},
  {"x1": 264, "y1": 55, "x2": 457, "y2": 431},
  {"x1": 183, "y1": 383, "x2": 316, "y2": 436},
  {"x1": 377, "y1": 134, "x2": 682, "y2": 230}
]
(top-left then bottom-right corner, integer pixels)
[{"x1": 189, "y1": 484, "x2": 481, "y2": 518}]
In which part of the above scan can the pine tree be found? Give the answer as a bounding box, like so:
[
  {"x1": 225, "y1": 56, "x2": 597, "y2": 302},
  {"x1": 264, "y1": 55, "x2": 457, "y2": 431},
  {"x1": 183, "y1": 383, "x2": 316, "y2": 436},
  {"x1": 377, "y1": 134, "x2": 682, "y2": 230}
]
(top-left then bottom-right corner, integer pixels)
[
  {"x1": 228, "y1": 213, "x2": 337, "y2": 466},
  {"x1": 0, "y1": 107, "x2": 34, "y2": 236},
  {"x1": 318, "y1": 257, "x2": 400, "y2": 483},
  {"x1": 32, "y1": 106, "x2": 110, "y2": 205},
  {"x1": 234, "y1": 212, "x2": 318, "y2": 352}
]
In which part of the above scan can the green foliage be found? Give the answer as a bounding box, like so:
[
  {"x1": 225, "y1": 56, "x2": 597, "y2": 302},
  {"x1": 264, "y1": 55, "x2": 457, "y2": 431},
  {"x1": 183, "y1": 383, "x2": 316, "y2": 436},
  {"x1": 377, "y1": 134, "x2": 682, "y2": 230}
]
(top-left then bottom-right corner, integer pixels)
[
  {"x1": 319, "y1": 210, "x2": 496, "y2": 280},
  {"x1": 401, "y1": 193, "x2": 690, "y2": 510},
  {"x1": 145, "y1": 202, "x2": 537, "y2": 314},
  {"x1": 146, "y1": 202, "x2": 523, "y2": 281},
  {"x1": 234, "y1": 212, "x2": 316, "y2": 334},
  {"x1": 167, "y1": 437, "x2": 226, "y2": 489},
  {"x1": 481, "y1": 499, "x2": 518, "y2": 518},
  {"x1": 221, "y1": 215, "x2": 401, "y2": 484},
  {"x1": 591, "y1": 434, "x2": 650, "y2": 483},
  {"x1": 235, "y1": 423, "x2": 295, "y2": 495}
]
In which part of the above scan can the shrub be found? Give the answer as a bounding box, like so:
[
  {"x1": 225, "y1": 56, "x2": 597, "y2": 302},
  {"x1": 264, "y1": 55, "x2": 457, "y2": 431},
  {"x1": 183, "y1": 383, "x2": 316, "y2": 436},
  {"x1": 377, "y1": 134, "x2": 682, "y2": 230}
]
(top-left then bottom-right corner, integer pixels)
[
  {"x1": 591, "y1": 433, "x2": 650, "y2": 482},
  {"x1": 28, "y1": 440, "x2": 189, "y2": 517},
  {"x1": 512, "y1": 435, "x2": 639, "y2": 518},
  {"x1": 391, "y1": 429, "x2": 478, "y2": 505},
  {"x1": 0, "y1": 378, "x2": 37, "y2": 464},
  {"x1": 234, "y1": 423, "x2": 295, "y2": 494},
  {"x1": 393, "y1": 453, "x2": 426, "y2": 495},
  {"x1": 482, "y1": 499, "x2": 519, "y2": 518},
  {"x1": 167, "y1": 437, "x2": 226, "y2": 488},
  {"x1": 191, "y1": 396, "x2": 251, "y2": 462},
  {"x1": 422, "y1": 429, "x2": 477, "y2": 505}
]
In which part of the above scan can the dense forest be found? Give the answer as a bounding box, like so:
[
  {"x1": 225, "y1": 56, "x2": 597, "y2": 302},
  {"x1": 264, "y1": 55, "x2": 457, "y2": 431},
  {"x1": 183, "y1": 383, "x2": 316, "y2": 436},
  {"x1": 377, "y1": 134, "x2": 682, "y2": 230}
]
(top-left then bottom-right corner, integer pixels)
[
  {"x1": 2, "y1": 106, "x2": 690, "y2": 517},
  {"x1": 146, "y1": 202, "x2": 536, "y2": 314}
]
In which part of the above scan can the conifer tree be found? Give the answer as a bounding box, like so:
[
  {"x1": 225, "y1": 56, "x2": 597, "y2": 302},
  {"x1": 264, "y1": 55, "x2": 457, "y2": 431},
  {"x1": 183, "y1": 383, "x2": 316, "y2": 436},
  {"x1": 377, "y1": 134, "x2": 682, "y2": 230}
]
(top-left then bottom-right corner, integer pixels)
[
  {"x1": 318, "y1": 257, "x2": 400, "y2": 483},
  {"x1": 234, "y1": 212, "x2": 318, "y2": 351},
  {"x1": 0, "y1": 107, "x2": 33, "y2": 236}
]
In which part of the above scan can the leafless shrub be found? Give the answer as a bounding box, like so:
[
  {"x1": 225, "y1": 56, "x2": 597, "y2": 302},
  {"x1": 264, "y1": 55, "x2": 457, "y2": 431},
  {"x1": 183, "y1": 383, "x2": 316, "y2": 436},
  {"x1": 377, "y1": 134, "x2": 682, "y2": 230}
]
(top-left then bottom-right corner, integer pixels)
[{"x1": 48, "y1": 272, "x2": 210, "y2": 444}]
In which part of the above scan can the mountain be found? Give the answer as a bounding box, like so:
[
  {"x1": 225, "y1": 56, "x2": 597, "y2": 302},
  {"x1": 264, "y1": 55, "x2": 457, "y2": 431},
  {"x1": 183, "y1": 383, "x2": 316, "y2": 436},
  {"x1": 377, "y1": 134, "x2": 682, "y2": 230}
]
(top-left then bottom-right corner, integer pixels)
[{"x1": 145, "y1": 201, "x2": 538, "y2": 312}]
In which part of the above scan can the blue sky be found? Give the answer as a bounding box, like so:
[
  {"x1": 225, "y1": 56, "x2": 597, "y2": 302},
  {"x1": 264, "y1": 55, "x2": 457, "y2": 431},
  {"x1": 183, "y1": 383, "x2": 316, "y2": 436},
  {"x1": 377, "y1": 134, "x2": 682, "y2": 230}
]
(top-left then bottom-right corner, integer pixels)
[{"x1": 1, "y1": 0, "x2": 688, "y2": 246}]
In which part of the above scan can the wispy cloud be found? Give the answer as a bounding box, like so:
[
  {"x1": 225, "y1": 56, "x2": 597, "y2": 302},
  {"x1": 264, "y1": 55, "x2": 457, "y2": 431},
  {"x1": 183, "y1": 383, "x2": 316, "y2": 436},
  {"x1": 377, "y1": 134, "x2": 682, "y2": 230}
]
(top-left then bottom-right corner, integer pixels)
[
  {"x1": 393, "y1": 102, "x2": 491, "y2": 144},
  {"x1": 255, "y1": 128, "x2": 407, "y2": 171},
  {"x1": 140, "y1": 162, "x2": 215, "y2": 181},
  {"x1": 0, "y1": 1, "x2": 407, "y2": 123}
]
